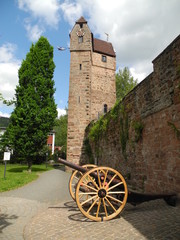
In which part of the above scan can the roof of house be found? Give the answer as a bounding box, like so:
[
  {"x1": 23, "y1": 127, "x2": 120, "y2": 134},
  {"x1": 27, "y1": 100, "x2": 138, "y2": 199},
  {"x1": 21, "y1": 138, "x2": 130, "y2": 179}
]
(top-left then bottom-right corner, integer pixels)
[{"x1": 93, "y1": 38, "x2": 116, "y2": 57}]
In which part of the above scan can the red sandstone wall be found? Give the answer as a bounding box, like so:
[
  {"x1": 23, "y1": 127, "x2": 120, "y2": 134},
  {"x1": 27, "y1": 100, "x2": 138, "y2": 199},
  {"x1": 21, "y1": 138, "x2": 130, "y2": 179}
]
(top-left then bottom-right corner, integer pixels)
[{"x1": 82, "y1": 35, "x2": 180, "y2": 195}]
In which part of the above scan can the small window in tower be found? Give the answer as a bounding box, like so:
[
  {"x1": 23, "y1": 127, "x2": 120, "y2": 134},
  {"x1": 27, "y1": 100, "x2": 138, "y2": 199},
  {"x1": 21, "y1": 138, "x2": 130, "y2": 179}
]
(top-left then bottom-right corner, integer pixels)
[
  {"x1": 102, "y1": 55, "x2": 107, "y2": 62},
  {"x1": 80, "y1": 64, "x2": 82, "y2": 70},
  {"x1": 78, "y1": 36, "x2": 83, "y2": 43},
  {"x1": 80, "y1": 23, "x2": 83, "y2": 28},
  {"x1": 78, "y1": 96, "x2": 80, "y2": 103},
  {"x1": 104, "y1": 104, "x2": 108, "y2": 114}
]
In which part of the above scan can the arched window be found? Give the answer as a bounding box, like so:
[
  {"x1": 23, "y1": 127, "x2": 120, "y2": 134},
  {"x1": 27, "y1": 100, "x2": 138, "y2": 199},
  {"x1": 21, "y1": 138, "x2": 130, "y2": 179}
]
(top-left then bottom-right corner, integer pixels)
[{"x1": 104, "y1": 104, "x2": 108, "y2": 114}]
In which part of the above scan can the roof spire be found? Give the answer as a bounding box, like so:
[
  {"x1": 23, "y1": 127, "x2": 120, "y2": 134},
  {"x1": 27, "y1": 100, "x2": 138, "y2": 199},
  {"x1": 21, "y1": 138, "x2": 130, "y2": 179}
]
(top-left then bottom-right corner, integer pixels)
[{"x1": 76, "y1": 16, "x2": 87, "y2": 24}]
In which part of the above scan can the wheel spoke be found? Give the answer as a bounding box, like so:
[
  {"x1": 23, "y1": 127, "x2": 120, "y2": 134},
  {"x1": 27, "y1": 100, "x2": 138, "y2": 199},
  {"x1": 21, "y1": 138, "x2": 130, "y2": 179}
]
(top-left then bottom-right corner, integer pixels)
[
  {"x1": 105, "y1": 174, "x2": 117, "y2": 189},
  {"x1": 87, "y1": 197, "x2": 99, "y2": 213},
  {"x1": 88, "y1": 174, "x2": 99, "y2": 190},
  {"x1": 82, "y1": 183, "x2": 98, "y2": 192},
  {"x1": 103, "y1": 169, "x2": 108, "y2": 187},
  {"x1": 96, "y1": 198, "x2": 101, "y2": 218},
  {"x1": 108, "y1": 191, "x2": 125, "y2": 194},
  {"x1": 97, "y1": 169, "x2": 102, "y2": 188},
  {"x1": 102, "y1": 198, "x2": 108, "y2": 217},
  {"x1": 79, "y1": 192, "x2": 97, "y2": 195},
  {"x1": 105, "y1": 197, "x2": 117, "y2": 212},
  {"x1": 107, "y1": 194, "x2": 123, "y2": 204},
  {"x1": 80, "y1": 195, "x2": 97, "y2": 206},
  {"x1": 108, "y1": 181, "x2": 124, "y2": 191}
]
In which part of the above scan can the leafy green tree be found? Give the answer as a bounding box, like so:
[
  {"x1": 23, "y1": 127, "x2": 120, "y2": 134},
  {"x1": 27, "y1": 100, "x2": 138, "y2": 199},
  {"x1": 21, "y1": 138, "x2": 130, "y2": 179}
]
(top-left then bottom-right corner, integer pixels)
[
  {"x1": 2, "y1": 36, "x2": 57, "y2": 171},
  {"x1": 54, "y1": 111, "x2": 67, "y2": 158},
  {"x1": 116, "y1": 67, "x2": 138, "y2": 101}
]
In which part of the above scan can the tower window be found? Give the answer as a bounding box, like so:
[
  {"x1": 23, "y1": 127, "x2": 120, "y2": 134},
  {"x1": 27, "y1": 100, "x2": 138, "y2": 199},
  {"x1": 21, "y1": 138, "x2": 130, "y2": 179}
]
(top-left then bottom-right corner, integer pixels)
[
  {"x1": 80, "y1": 23, "x2": 83, "y2": 28},
  {"x1": 80, "y1": 64, "x2": 82, "y2": 70},
  {"x1": 104, "y1": 104, "x2": 108, "y2": 114},
  {"x1": 78, "y1": 36, "x2": 83, "y2": 43},
  {"x1": 102, "y1": 55, "x2": 107, "y2": 62}
]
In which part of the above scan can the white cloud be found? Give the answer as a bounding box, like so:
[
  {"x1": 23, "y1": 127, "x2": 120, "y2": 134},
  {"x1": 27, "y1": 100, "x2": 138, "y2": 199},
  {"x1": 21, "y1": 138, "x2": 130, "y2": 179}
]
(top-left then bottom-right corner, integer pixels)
[
  {"x1": 18, "y1": 0, "x2": 60, "y2": 27},
  {"x1": 57, "y1": 108, "x2": 66, "y2": 118},
  {"x1": 60, "y1": 2, "x2": 82, "y2": 26},
  {"x1": 61, "y1": 0, "x2": 180, "y2": 81},
  {"x1": 18, "y1": 0, "x2": 61, "y2": 41},
  {"x1": 0, "y1": 111, "x2": 10, "y2": 118},
  {"x1": 24, "y1": 21, "x2": 44, "y2": 42},
  {"x1": 0, "y1": 44, "x2": 20, "y2": 102}
]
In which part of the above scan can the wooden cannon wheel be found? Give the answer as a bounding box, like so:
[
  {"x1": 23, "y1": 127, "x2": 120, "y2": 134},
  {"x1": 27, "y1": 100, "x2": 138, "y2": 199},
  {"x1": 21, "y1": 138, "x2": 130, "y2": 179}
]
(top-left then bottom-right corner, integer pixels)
[
  {"x1": 69, "y1": 164, "x2": 96, "y2": 201},
  {"x1": 75, "y1": 166, "x2": 128, "y2": 222}
]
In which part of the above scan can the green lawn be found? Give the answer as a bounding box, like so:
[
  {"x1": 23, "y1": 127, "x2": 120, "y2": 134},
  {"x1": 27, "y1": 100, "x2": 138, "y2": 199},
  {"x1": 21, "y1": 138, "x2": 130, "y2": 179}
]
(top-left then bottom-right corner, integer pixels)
[{"x1": 0, "y1": 163, "x2": 53, "y2": 192}]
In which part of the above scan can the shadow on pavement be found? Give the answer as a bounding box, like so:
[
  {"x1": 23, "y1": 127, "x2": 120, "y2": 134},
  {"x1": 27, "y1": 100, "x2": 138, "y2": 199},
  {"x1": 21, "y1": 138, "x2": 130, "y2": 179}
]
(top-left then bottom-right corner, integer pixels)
[
  {"x1": 57, "y1": 199, "x2": 180, "y2": 238},
  {"x1": 121, "y1": 199, "x2": 180, "y2": 239},
  {"x1": 0, "y1": 213, "x2": 18, "y2": 233}
]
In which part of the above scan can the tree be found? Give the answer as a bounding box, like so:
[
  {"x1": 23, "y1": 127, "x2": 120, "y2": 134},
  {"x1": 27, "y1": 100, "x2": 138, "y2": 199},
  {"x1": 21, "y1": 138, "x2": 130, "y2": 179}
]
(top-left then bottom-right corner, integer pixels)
[
  {"x1": 116, "y1": 67, "x2": 138, "y2": 101},
  {"x1": 2, "y1": 36, "x2": 57, "y2": 171},
  {"x1": 54, "y1": 111, "x2": 68, "y2": 158}
]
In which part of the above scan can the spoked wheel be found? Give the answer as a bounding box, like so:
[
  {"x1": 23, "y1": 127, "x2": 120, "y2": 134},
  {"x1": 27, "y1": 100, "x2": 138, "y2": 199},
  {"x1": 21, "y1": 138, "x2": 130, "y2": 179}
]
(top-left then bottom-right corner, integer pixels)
[
  {"x1": 75, "y1": 166, "x2": 128, "y2": 222},
  {"x1": 69, "y1": 164, "x2": 96, "y2": 201}
]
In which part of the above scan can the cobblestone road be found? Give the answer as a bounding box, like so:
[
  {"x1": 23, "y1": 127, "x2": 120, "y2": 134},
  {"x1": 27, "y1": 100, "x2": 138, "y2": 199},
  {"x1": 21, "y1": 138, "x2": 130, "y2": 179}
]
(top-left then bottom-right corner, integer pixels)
[
  {"x1": 0, "y1": 169, "x2": 179, "y2": 240},
  {"x1": 24, "y1": 199, "x2": 180, "y2": 240}
]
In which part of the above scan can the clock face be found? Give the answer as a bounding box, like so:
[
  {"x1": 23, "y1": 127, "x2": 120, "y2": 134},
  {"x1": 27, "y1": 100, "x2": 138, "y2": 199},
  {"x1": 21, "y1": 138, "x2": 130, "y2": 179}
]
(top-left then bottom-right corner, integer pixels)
[{"x1": 76, "y1": 28, "x2": 85, "y2": 37}]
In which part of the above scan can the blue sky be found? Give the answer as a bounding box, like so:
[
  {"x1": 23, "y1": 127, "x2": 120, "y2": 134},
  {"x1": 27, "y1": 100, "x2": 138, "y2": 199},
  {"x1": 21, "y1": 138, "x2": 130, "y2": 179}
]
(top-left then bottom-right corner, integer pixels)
[{"x1": 0, "y1": 0, "x2": 180, "y2": 118}]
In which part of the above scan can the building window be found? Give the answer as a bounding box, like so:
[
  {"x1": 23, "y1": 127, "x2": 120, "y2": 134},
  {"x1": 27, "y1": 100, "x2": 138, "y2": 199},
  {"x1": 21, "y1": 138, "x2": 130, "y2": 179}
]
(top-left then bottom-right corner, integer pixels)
[
  {"x1": 80, "y1": 64, "x2": 82, "y2": 70},
  {"x1": 78, "y1": 36, "x2": 83, "y2": 43},
  {"x1": 80, "y1": 23, "x2": 83, "y2": 28},
  {"x1": 102, "y1": 55, "x2": 107, "y2": 62},
  {"x1": 104, "y1": 104, "x2": 108, "y2": 114}
]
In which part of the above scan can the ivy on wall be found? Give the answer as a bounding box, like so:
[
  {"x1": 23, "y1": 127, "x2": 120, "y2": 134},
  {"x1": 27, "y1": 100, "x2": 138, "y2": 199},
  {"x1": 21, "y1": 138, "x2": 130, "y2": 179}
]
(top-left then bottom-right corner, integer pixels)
[
  {"x1": 168, "y1": 121, "x2": 180, "y2": 140},
  {"x1": 87, "y1": 99, "x2": 145, "y2": 161}
]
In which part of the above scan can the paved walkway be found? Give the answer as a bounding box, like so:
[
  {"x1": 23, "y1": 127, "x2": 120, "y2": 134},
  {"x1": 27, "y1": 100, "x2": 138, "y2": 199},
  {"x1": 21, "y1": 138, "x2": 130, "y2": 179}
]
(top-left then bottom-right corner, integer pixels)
[
  {"x1": 0, "y1": 168, "x2": 179, "y2": 240},
  {"x1": 0, "y1": 168, "x2": 71, "y2": 240}
]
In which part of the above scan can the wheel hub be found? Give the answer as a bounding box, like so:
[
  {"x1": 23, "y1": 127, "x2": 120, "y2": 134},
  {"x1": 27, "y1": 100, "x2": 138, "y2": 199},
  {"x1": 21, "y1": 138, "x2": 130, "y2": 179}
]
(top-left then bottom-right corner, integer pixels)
[{"x1": 98, "y1": 189, "x2": 107, "y2": 198}]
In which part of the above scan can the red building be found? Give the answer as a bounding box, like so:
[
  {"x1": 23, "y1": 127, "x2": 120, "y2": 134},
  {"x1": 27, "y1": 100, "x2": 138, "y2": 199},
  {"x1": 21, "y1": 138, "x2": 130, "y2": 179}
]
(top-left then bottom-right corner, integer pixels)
[{"x1": 47, "y1": 130, "x2": 55, "y2": 154}]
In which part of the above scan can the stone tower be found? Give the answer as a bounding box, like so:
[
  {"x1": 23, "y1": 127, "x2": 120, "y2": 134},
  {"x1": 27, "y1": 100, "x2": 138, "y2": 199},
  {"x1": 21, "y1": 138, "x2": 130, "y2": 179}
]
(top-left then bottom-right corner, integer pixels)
[{"x1": 67, "y1": 16, "x2": 116, "y2": 164}]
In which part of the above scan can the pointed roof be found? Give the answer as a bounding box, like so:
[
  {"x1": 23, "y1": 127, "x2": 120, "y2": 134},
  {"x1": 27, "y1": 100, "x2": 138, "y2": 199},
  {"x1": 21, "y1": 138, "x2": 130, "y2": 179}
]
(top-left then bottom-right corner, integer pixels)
[
  {"x1": 76, "y1": 16, "x2": 87, "y2": 24},
  {"x1": 93, "y1": 38, "x2": 116, "y2": 57}
]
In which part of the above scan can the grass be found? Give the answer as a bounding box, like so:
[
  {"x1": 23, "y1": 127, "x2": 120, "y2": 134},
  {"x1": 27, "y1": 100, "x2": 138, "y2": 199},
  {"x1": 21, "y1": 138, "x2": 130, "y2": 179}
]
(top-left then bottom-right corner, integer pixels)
[{"x1": 0, "y1": 163, "x2": 53, "y2": 192}]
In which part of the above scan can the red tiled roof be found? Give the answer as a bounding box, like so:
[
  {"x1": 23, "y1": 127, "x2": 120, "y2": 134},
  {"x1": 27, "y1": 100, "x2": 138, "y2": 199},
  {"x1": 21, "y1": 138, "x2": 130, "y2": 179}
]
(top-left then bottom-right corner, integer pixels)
[{"x1": 93, "y1": 38, "x2": 116, "y2": 57}]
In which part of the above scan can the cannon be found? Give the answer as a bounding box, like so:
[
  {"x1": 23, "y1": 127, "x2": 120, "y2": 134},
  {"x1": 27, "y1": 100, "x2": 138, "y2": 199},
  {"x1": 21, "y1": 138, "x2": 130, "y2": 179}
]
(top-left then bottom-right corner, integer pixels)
[{"x1": 58, "y1": 158, "x2": 177, "y2": 222}]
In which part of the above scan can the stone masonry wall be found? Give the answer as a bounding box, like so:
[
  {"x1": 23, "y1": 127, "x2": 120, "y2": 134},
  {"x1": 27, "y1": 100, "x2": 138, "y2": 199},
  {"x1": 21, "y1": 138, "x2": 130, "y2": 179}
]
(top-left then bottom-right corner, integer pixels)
[
  {"x1": 91, "y1": 52, "x2": 116, "y2": 120},
  {"x1": 81, "y1": 35, "x2": 180, "y2": 195}
]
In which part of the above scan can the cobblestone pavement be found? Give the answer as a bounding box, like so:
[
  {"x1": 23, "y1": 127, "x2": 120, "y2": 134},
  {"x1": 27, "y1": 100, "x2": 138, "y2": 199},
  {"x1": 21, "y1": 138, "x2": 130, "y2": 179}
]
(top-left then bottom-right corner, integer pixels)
[
  {"x1": 24, "y1": 199, "x2": 180, "y2": 240},
  {"x1": 0, "y1": 168, "x2": 179, "y2": 240},
  {"x1": 0, "y1": 169, "x2": 71, "y2": 240},
  {"x1": 0, "y1": 197, "x2": 47, "y2": 240}
]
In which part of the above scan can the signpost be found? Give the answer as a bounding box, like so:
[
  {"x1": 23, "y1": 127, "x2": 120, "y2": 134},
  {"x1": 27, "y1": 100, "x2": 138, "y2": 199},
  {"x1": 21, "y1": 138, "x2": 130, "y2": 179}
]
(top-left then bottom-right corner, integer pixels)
[{"x1": 3, "y1": 152, "x2": 10, "y2": 179}]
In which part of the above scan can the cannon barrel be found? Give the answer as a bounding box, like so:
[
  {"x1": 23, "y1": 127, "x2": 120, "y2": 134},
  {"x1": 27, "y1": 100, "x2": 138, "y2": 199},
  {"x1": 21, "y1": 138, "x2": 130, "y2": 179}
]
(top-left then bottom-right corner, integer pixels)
[
  {"x1": 58, "y1": 158, "x2": 88, "y2": 173},
  {"x1": 58, "y1": 158, "x2": 122, "y2": 185}
]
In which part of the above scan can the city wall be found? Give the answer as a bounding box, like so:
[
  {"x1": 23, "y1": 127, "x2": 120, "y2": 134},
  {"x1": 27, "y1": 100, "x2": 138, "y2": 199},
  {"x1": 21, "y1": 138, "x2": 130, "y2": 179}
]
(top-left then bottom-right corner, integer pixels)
[{"x1": 81, "y1": 35, "x2": 180, "y2": 195}]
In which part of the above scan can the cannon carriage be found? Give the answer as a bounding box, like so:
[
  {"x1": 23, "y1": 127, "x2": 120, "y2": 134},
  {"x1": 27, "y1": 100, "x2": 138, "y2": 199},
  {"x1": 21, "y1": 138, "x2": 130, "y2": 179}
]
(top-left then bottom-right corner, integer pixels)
[{"x1": 58, "y1": 158, "x2": 177, "y2": 222}]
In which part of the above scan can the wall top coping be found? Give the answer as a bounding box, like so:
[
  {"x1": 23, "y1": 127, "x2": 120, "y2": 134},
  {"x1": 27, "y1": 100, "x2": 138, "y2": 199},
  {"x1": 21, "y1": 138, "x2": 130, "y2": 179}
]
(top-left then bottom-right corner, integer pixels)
[{"x1": 152, "y1": 34, "x2": 180, "y2": 63}]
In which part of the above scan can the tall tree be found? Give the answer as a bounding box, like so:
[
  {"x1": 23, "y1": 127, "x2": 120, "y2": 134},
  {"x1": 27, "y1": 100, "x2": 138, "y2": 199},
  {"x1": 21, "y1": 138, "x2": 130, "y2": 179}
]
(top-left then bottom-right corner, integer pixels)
[
  {"x1": 2, "y1": 36, "x2": 57, "y2": 171},
  {"x1": 54, "y1": 111, "x2": 68, "y2": 158},
  {"x1": 116, "y1": 67, "x2": 138, "y2": 101}
]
